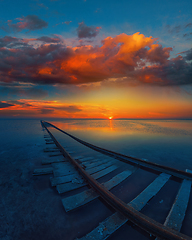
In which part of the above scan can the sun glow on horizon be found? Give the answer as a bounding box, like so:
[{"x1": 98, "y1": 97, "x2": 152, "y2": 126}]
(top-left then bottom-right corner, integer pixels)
[{"x1": 109, "y1": 116, "x2": 113, "y2": 120}]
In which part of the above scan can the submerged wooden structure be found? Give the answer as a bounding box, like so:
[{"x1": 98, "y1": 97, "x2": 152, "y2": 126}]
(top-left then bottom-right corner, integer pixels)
[{"x1": 33, "y1": 120, "x2": 192, "y2": 240}]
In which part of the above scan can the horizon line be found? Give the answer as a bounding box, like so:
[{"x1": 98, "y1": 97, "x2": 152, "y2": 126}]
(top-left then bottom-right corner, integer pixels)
[{"x1": 0, "y1": 117, "x2": 192, "y2": 120}]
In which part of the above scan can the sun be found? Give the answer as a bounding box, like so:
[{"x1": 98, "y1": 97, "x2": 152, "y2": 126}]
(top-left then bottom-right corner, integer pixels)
[{"x1": 109, "y1": 116, "x2": 113, "y2": 120}]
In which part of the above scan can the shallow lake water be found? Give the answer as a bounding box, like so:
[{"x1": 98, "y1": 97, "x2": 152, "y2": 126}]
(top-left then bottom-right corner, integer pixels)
[
  {"x1": 49, "y1": 119, "x2": 192, "y2": 171},
  {"x1": 0, "y1": 119, "x2": 192, "y2": 240}
]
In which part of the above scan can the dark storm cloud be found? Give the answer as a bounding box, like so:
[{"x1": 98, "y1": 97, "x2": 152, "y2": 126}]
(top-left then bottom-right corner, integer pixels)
[
  {"x1": 77, "y1": 22, "x2": 101, "y2": 38},
  {"x1": 0, "y1": 101, "x2": 14, "y2": 108},
  {"x1": 1, "y1": 15, "x2": 48, "y2": 32}
]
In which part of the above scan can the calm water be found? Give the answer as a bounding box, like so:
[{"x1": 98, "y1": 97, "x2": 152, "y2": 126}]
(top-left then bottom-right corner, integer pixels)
[
  {"x1": 0, "y1": 119, "x2": 192, "y2": 170},
  {"x1": 0, "y1": 119, "x2": 192, "y2": 239}
]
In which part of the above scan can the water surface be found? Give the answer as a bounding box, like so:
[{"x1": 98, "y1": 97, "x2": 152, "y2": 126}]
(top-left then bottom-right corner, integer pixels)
[
  {"x1": 50, "y1": 119, "x2": 192, "y2": 171},
  {"x1": 0, "y1": 118, "x2": 192, "y2": 240}
]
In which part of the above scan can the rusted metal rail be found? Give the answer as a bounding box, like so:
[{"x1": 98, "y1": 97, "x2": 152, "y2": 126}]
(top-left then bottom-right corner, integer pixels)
[
  {"x1": 37, "y1": 120, "x2": 192, "y2": 240},
  {"x1": 42, "y1": 121, "x2": 192, "y2": 181}
]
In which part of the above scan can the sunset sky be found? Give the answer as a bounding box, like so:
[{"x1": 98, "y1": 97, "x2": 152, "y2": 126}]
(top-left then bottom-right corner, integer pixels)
[{"x1": 0, "y1": 0, "x2": 192, "y2": 119}]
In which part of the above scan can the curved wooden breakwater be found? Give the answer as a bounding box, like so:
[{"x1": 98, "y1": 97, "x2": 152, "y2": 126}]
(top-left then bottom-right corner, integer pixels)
[{"x1": 33, "y1": 120, "x2": 192, "y2": 240}]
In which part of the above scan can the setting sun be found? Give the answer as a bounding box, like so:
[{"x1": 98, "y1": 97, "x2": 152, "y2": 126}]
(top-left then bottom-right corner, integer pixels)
[{"x1": 109, "y1": 116, "x2": 113, "y2": 120}]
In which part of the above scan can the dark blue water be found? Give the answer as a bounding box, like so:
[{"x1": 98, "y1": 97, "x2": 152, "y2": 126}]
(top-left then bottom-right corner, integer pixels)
[
  {"x1": 49, "y1": 119, "x2": 192, "y2": 171},
  {"x1": 0, "y1": 119, "x2": 192, "y2": 240},
  {"x1": 0, "y1": 119, "x2": 192, "y2": 170}
]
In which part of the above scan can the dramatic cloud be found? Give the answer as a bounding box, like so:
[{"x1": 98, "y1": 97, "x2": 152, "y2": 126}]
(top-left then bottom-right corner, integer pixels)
[
  {"x1": 0, "y1": 36, "x2": 28, "y2": 48},
  {"x1": 0, "y1": 33, "x2": 191, "y2": 86},
  {"x1": 0, "y1": 101, "x2": 14, "y2": 108},
  {"x1": 134, "y1": 55, "x2": 192, "y2": 85},
  {"x1": 77, "y1": 22, "x2": 101, "y2": 38},
  {"x1": 1, "y1": 15, "x2": 48, "y2": 32}
]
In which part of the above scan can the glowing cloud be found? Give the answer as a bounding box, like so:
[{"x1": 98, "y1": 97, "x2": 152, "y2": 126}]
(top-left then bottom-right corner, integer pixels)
[{"x1": 0, "y1": 33, "x2": 191, "y2": 86}]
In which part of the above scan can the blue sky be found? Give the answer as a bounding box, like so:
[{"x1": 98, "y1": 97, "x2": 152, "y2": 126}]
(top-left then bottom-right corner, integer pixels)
[
  {"x1": 1, "y1": 0, "x2": 191, "y2": 46},
  {"x1": 0, "y1": 0, "x2": 191, "y2": 118}
]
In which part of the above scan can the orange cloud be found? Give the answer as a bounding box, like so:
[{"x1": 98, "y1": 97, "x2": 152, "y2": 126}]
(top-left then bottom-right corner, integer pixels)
[
  {"x1": 38, "y1": 32, "x2": 171, "y2": 83},
  {"x1": 0, "y1": 100, "x2": 82, "y2": 117},
  {"x1": 0, "y1": 33, "x2": 191, "y2": 86}
]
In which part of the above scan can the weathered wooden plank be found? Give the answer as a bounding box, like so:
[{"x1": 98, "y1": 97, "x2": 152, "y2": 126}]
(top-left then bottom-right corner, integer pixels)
[
  {"x1": 77, "y1": 157, "x2": 95, "y2": 162},
  {"x1": 46, "y1": 142, "x2": 55, "y2": 145},
  {"x1": 44, "y1": 147, "x2": 58, "y2": 150},
  {"x1": 51, "y1": 165, "x2": 118, "y2": 186},
  {"x1": 156, "y1": 170, "x2": 192, "y2": 238},
  {"x1": 129, "y1": 173, "x2": 171, "y2": 210},
  {"x1": 49, "y1": 153, "x2": 63, "y2": 157},
  {"x1": 165, "y1": 173, "x2": 192, "y2": 231},
  {"x1": 74, "y1": 156, "x2": 83, "y2": 160},
  {"x1": 91, "y1": 165, "x2": 118, "y2": 179},
  {"x1": 52, "y1": 159, "x2": 117, "y2": 178},
  {"x1": 42, "y1": 158, "x2": 67, "y2": 165},
  {"x1": 57, "y1": 180, "x2": 86, "y2": 193},
  {"x1": 80, "y1": 158, "x2": 104, "y2": 164},
  {"x1": 56, "y1": 163, "x2": 120, "y2": 193},
  {"x1": 86, "y1": 162, "x2": 116, "y2": 175},
  {"x1": 50, "y1": 173, "x2": 83, "y2": 186},
  {"x1": 62, "y1": 170, "x2": 132, "y2": 211},
  {"x1": 78, "y1": 173, "x2": 171, "y2": 240},
  {"x1": 52, "y1": 162, "x2": 77, "y2": 170},
  {"x1": 79, "y1": 156, "x2": 113, "y2": 164},
  {"x1": 53, "y1": 164, "x2": 77, "y2": 177},
  {"x1": 52, "y1": 162, "x2": 75, "y2": 170},
  {"x1": 83, "y1": 159, "x2": 116, "y2": 170},
  {"x1": 82, "y1": 160, "x2": 117, "y2": 170},
  {"x1": 33, "y1": 167, "x2": 53, "y2": 175},
  {"x1": 43, "y1": 149, "x2": 60, "y2": 153}
]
